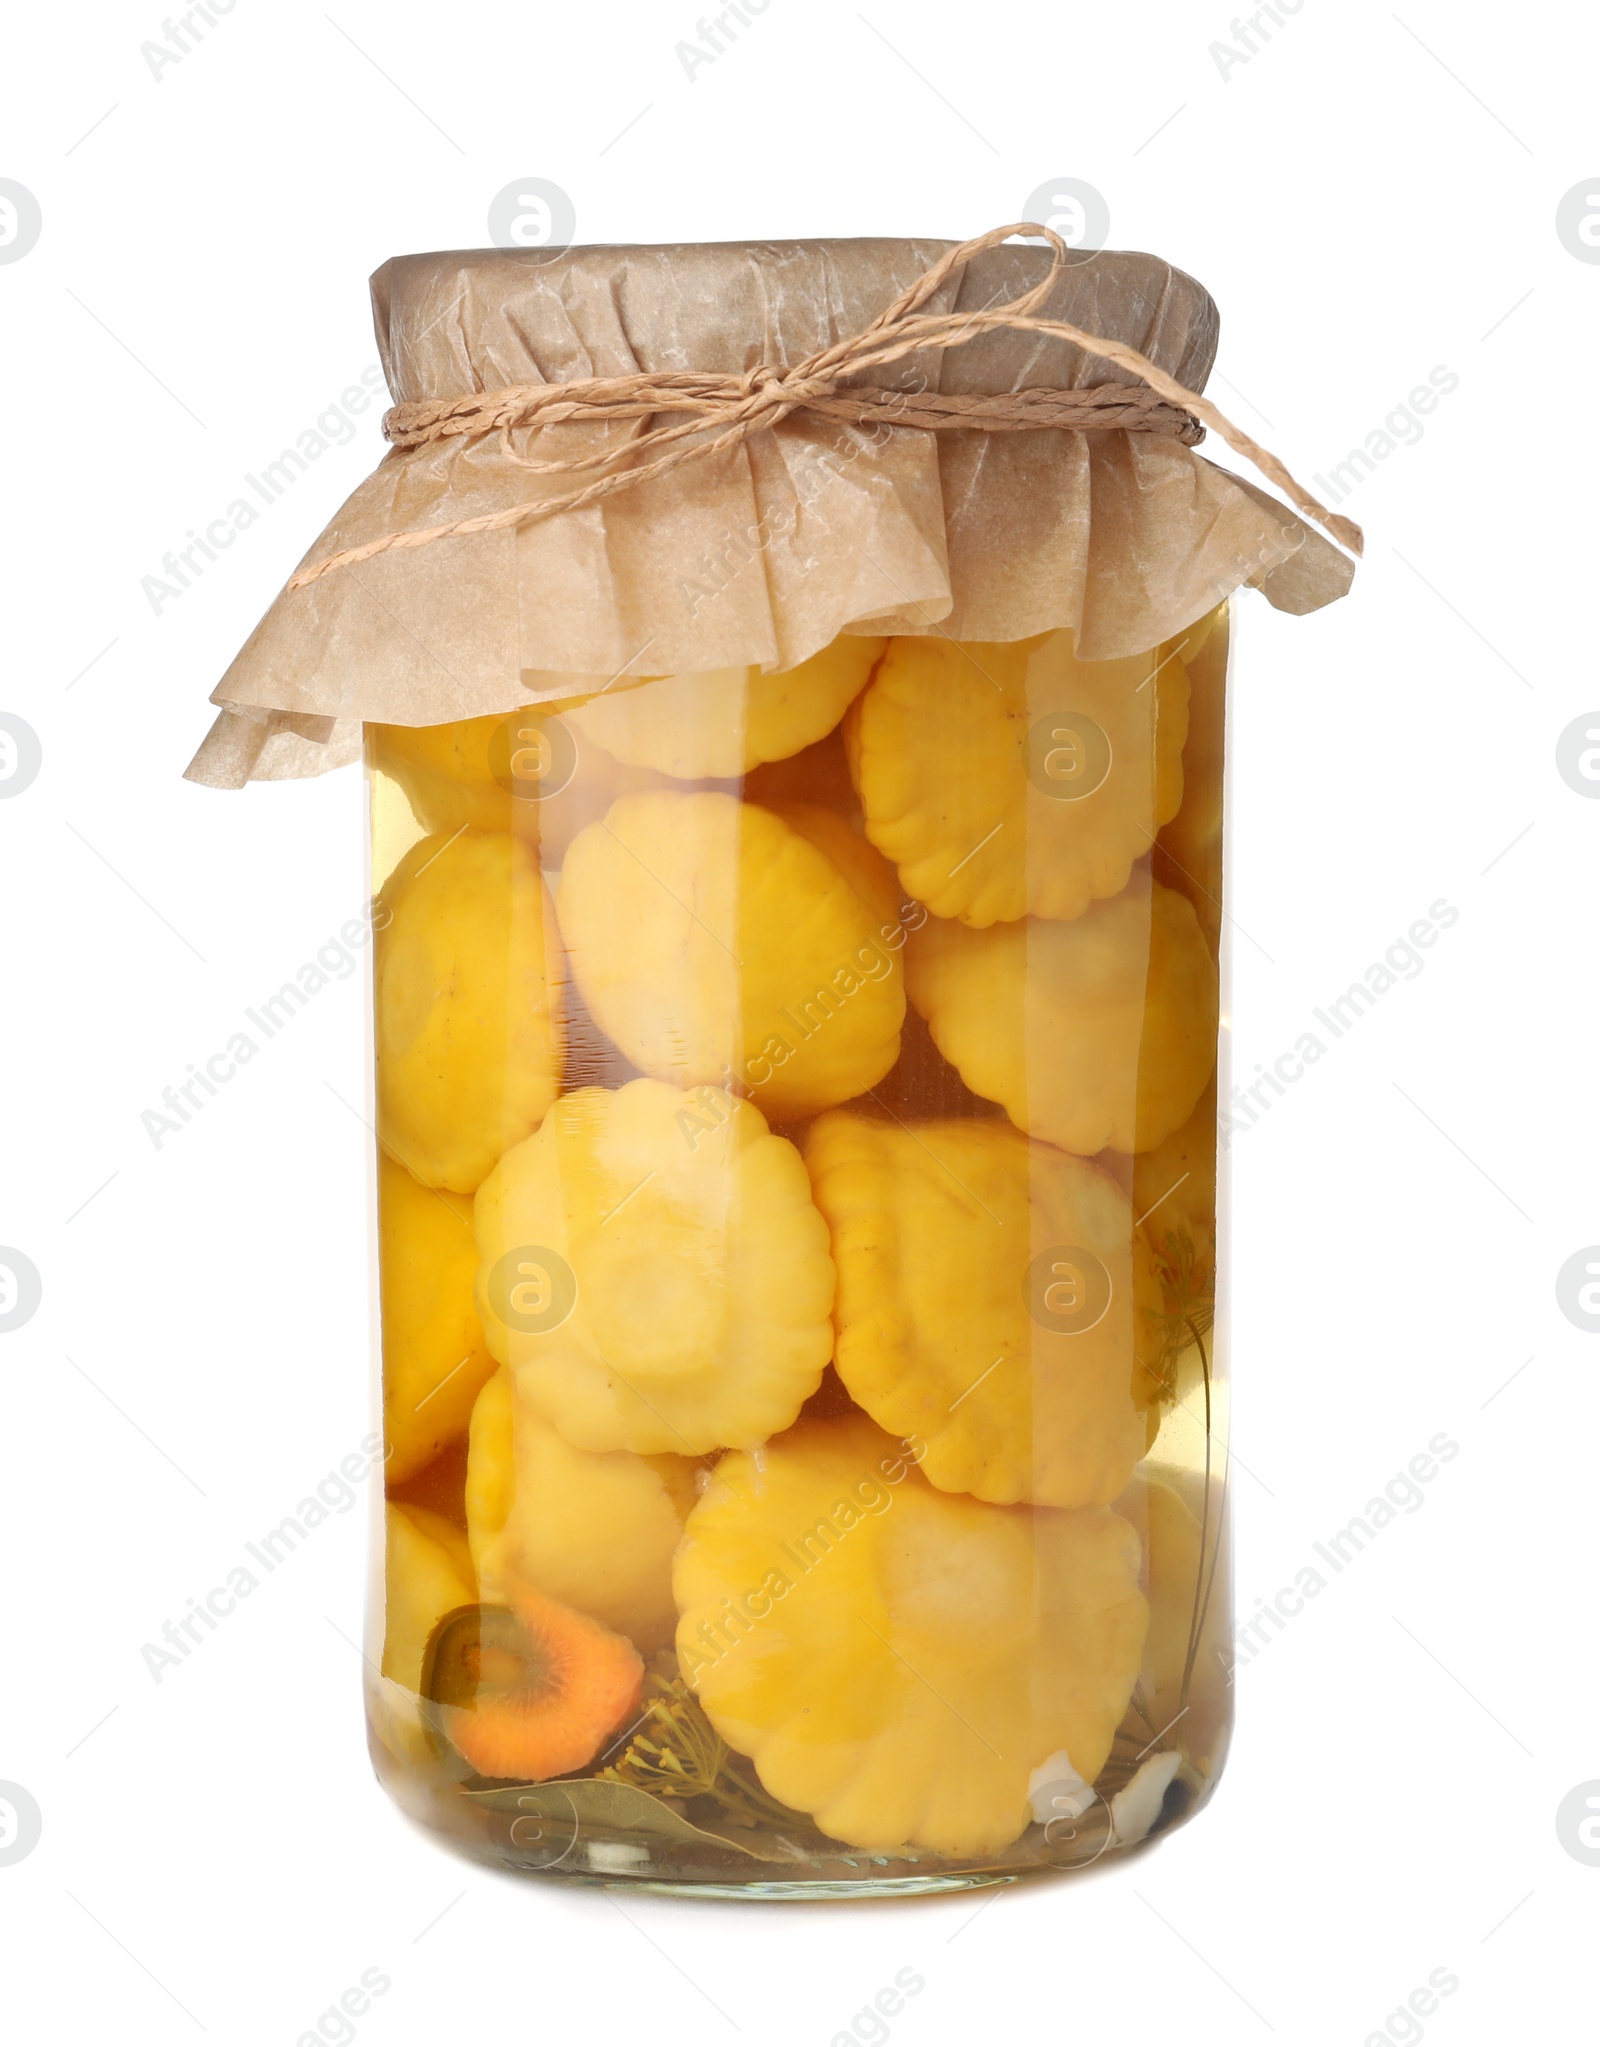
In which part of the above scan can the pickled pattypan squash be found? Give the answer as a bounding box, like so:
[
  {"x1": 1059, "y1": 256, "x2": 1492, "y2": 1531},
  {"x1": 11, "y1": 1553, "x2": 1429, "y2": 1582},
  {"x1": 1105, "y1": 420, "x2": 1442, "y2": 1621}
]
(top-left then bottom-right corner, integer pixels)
[
  {"x1": 377, "y1": 1153, "x2": 498, "y2": 1483},
  {"x1": 370, "y1": 711, "x2": 657, "y2": 863},
  {"x1": 846, "y1": 630, "x2": 1188, "y2": 926},
  {"x1": 372, "y1": 718, "x2": 522, "y2": 837},
  {"x1": 465, "y1": 1367, "x2": 699, "y2": 1654},
  {"x1": 473, "y1": 1079, "x2": 834, "y2": 1454},
  {"x1": 675, "y1": 1416, "x2": 1148, "y2": 1855},
  {"x1": 562, "y1": 636, "x2": 885, "y2": 781},
  {"x1": 375, "y1": 831, "x2": 564, "y2": 1193},
  {"x1": 804, "y1": 1113, "x2": 1161, "y2": 1507},
  {"x1": 1151, "y1": 604, "x2": 1229, "y2": 956},
  {"x1": 906, "y1": 874, "x2": 1217, "y2": 1154},
  {"x1": 557, "y1": 792, "x2": 905, "y2": 1120},
  {"x1": 382, "y1": 1502, "x2": 475, "y2": 1694}
]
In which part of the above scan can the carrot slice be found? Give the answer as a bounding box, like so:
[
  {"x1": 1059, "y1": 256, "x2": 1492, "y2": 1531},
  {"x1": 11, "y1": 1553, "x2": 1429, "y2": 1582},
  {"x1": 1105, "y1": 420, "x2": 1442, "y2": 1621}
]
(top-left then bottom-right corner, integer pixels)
[{"x1": 422, "y1": 1592, "x2": 643, "y2": 1781}]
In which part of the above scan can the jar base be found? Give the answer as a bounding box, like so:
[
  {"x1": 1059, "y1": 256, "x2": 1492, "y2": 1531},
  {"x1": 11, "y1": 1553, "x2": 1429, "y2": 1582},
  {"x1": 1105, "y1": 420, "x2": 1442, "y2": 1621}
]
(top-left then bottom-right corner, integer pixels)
[
  {"x1": 370, "y1": 1715, "x2": 1220, "y2": 1897},
  {"x1": 528, "y1": 1870, "x2": 1024, "y2": 1902}
]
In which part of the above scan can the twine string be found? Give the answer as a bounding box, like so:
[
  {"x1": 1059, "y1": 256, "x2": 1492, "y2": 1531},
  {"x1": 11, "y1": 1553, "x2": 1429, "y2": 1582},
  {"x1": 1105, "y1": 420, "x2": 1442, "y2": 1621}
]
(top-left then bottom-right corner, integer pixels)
[{"x1": 288, "y1": 223, "x2": 1362, "y2": 591}]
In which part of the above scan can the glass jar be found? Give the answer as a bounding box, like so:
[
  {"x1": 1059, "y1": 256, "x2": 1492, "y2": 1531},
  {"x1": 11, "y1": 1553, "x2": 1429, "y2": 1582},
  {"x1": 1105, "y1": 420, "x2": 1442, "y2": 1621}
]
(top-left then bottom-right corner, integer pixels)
[
  {"x1": 188, "y1": 228, "x2": 1355, "y2": 1897},
  {"x1": 364, "y1": 603, "x2": 1233, "y2": 1895}
]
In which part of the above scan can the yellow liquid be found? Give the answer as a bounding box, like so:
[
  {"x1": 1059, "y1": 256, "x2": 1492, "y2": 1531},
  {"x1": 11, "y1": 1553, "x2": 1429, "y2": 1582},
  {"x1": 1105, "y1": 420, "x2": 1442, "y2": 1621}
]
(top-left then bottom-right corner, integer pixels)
[{"x1": 363, "y1": 610, "x2": 1232, "y2": 1894}]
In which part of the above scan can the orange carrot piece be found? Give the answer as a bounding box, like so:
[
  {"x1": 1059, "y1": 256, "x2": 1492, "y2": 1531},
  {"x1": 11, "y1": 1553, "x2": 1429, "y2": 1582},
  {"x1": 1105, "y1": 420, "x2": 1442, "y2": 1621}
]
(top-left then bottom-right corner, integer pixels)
[{"x1": 430, "y1": 1591, "x2": 644, "y2": 1781}]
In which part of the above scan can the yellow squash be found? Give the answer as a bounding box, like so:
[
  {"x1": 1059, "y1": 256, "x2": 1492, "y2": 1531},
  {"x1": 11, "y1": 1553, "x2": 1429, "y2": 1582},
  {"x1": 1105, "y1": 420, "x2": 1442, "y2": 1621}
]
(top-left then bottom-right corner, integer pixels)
[
  {"x1": 563, "y1": 636, "x2": 885, "y2": 780},
  {"x1": 906, "y1": 874, "x2": 1217, "y2": 1154},
  {"x1": 473, "y1": 1079, "x2": 835, "y2": 1454},
  {"x1": 381, "y1": 1502, "x2": 475, "y2": 1694},
  {"x1": 377, "y1": 1153, "x2": 498, "y2": 1483},
  {"x1": 557, "y1": 792, "x2": 906, "y2": 1120},
  {"x1": 676, "y1": 1416, "x2": 1148, "y2": 1856},
  {"x1": 375, "y1": 831, "x2": 565, "y2": 1193},
  {"x1": 1152, "y1": 603, "x2": 1229, "y2": 956},
  {"x1": 805, "y1": 1113, "x2": 1161, "y2": 1506},
  {"x1": 465, "y1": 1368, "x2": 699, "y2": 1655},
  {"x1": 370, "y1": 710, "x2": 658, "y2": 863},
  {"x1": 847, "y1": 630, "x2": 1188, "y2": 926}
]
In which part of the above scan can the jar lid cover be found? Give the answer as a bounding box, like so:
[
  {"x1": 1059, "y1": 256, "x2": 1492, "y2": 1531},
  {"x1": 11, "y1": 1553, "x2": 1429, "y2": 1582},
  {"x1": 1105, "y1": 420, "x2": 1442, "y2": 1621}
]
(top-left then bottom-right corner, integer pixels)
[{"x1": 188, "y1": 237, "x2": 1350, "y2": 789}]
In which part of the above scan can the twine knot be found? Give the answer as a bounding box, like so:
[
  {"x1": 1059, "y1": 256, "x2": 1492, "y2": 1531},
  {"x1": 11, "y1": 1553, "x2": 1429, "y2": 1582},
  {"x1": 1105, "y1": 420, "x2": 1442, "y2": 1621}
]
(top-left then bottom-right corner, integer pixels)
[{"x1": 288, "y1": 223, "x2": 1362, "y2": 591}]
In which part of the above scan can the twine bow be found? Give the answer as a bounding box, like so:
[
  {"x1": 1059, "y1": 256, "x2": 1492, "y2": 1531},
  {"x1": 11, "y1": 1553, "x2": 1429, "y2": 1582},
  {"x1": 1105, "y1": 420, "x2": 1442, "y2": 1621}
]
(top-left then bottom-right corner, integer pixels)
[{"x1": 288, "y1": 222, "x2": 1362, "y2": 590}]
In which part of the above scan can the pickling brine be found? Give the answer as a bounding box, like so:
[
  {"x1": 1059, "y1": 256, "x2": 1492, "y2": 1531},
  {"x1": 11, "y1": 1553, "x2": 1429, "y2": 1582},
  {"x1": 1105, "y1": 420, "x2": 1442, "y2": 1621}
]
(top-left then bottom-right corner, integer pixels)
[{"x1": 366, "y1": 606, "x2": 1233, "y2": 1894}]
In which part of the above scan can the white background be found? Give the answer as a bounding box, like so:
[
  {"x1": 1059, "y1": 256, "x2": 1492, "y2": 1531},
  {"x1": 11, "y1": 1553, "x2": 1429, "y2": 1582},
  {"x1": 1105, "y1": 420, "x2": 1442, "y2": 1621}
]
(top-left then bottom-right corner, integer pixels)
[{"x1": 2, "y1": 1, "x2": 1596, "y2": 2041}]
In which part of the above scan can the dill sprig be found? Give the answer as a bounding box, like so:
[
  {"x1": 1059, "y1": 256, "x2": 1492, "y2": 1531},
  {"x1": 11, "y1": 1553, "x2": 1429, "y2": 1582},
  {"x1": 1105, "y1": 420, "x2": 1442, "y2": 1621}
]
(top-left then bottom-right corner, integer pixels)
[
  {"x1": 1148, "y1": 1226, "x2": 1215, "y2": 1402},
  {"x1": 598, "y1": 1664, "x2": 805, "y2": 1833}
]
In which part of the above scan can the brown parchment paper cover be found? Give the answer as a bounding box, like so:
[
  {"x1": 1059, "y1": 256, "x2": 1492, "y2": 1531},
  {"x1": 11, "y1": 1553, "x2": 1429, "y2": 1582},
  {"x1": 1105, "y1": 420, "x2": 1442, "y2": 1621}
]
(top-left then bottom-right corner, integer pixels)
[{"x1": 186, "y1": 237, "x2": 1352, "y2": 789}]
